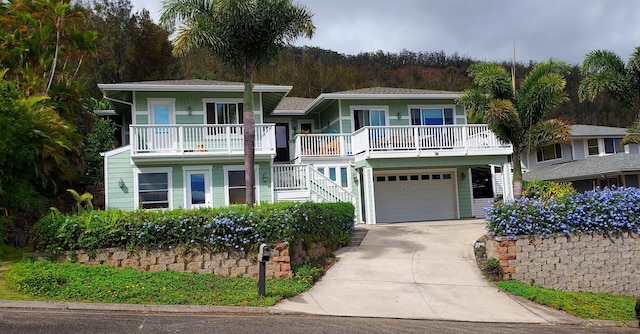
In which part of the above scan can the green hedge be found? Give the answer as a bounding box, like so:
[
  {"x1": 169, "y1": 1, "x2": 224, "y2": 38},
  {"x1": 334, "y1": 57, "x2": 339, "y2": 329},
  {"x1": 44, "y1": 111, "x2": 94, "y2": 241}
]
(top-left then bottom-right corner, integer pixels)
[{"x1": 34, "y1": 202, "x2": 355, "y2": 257}]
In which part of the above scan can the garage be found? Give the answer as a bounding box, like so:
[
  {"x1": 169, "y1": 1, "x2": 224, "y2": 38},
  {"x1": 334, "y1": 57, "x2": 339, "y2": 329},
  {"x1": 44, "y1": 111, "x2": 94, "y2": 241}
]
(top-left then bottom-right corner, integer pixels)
[{"x1": 373, "y1": 170, "x2": 457, "y2": 223}]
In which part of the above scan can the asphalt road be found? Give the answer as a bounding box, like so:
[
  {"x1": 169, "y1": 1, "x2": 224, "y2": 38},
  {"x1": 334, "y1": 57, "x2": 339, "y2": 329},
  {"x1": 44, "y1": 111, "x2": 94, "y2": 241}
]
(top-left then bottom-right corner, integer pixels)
[{"x1": 0, "y1": 309, "x2": 635, "y2": 334}]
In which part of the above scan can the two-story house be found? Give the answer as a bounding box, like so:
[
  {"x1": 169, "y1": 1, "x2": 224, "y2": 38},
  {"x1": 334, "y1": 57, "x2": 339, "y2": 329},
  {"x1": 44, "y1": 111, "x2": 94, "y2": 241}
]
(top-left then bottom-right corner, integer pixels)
[
  {"x1": 522, "y1": 125, "x2": 640, "y2": 191},
  {"x1": 99, "y1": 80, "x2": 514, "y2": 224}
]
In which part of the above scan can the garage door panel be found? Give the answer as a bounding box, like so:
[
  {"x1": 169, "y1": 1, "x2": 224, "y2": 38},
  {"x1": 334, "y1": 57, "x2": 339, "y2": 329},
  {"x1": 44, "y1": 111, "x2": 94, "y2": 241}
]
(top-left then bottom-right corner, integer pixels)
[{"x1": 374, "y1": 172, "x2": 456, "y2": 223}]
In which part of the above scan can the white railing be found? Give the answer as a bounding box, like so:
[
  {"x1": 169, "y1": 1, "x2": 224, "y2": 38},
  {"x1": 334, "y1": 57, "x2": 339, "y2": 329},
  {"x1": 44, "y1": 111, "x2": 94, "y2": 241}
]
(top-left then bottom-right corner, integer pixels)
[
  {"x1": 130, "y1": 124, "x2": 275, "y2": 156},
  {"x1": 272, "y1": 164, "x2": 356, "y2": 204},
  {"x1": 352, "y1": 124, "x2": 510, "y2": 154},
  {"x1": 273, "y1": 164, "x2": 308, "y2": 190},
  {"x1": 293, "y1": 134, "x2": 353, "y2": 158},
  {"x1": 308, "y1": 167, "x2": 357, "y2": 203}
]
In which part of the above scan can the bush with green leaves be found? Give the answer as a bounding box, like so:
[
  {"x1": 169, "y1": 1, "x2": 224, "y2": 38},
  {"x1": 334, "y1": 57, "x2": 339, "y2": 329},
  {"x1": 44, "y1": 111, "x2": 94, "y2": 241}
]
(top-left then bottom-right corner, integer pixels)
[
  {"x1": 522, "y1": 180, "x2": 577, "y2": 202},
  {"x1": 33, "y1": 202, "x2": 355, "y2": 257}
]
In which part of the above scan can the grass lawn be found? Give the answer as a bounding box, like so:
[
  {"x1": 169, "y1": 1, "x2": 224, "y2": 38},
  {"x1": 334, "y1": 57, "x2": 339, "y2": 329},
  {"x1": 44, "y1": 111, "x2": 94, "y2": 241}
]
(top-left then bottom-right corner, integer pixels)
[
  {"x1": 497, "y1": 280, "x2": 636, "y2": 321},
  {"x1": 1, "y1": 259, "x2": 324, "y2": 306}
]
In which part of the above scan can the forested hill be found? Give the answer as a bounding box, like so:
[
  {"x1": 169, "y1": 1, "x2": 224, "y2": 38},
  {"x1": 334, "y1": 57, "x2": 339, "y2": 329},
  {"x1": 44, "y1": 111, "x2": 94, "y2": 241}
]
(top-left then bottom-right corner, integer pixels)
[{"x1": 177, "y1": 46, "x2": 633, "y2": 127}]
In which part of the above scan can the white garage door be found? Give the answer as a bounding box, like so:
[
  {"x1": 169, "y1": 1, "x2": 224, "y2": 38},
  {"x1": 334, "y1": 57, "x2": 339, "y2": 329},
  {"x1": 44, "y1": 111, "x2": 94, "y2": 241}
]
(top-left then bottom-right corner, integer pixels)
[{"x1": 374, "y1": 171, "x2": 457, "y2": 223}]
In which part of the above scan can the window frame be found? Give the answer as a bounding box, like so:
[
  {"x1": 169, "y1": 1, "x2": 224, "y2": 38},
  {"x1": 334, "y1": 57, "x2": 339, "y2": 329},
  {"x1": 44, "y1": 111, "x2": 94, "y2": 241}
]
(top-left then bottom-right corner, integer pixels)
[
  {"x1": 223, "y1": 165, "x2": 260, "y2": 205},
  {"x1": 182, "y1": 165, "x2": 213, "y2": 209},
  {"x1": 536, "y1": 143, "x2": 563, "y2": 163},
  {"x1": 203, "y1": 99, "x2": 244, "y2": 125},
  {"x1": 148, "y1": 98, "x2": 176, "y2": 125},
  {"x1": 134, "y1": 167, "x2": 173, "y2": 210},
  {"x1": 351, "y1": 106, "x2": 388, "y2": 131},
  {"x1": 586, "y1": 137, "x2": 624, "y2": 156},
  {"x1": 408, "y1": 105, "x2": 456, "y2": 126}
]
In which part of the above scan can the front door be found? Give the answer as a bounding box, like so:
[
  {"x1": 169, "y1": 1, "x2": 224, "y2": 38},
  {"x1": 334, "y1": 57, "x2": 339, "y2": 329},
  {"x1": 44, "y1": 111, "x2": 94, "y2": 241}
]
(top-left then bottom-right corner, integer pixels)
[
  {"x1": 275, "y1": 123, "x2": 289, "y2": 162},
  {"x1": 150, "y1": 101, "x2": 175, "y2": 151},
  {"x1": 186, "y1": 170, "x2": 211, "y2": 209}
]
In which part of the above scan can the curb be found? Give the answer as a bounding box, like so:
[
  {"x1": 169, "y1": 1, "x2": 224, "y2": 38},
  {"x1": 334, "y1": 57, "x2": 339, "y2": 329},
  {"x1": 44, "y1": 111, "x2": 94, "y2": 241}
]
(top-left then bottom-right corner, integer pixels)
[{"x1": 0, "y1": 300, "x2": 270, "y2": 315}]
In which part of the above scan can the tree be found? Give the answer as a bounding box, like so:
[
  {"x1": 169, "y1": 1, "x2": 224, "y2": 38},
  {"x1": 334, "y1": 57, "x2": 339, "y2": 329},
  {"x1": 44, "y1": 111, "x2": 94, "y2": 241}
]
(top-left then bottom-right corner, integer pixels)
[
  {"x1": 579, "y1": 47, "x2": 640, "y2": 143},
  {"x1": 458, "y1": 60, "x2": 572, "y2": 198},
  {"x1": 160, "y1": 0, "x2": 315, "y2": 205}
]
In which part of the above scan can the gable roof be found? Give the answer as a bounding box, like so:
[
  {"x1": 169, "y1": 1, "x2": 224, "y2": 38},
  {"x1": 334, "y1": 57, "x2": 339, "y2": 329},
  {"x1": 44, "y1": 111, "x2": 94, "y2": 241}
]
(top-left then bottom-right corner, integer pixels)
[
  {"x1": 523, "y1": 154, "x2": 640, "y2": 182},
  {"x1": 273, "y1": 97, "x2": 315, "y2": 115},
  {"x1": 330, "y1": 87, "x2": 461, "y2": 96},
  {"x1": 570, "y1": 125, "x2": 627, "y2": 138}
]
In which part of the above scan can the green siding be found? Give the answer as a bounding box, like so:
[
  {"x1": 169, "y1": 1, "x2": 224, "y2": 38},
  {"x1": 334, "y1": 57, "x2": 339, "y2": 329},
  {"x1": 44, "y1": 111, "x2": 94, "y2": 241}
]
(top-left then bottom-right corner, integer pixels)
[
  {"x1": 176, "y1": 115, "x2": 205, "y2": 124},
  {"x1": 136, "y1": 114, "x2": 148, "y2": 124},
  {"x1": 456, "y1": 166, "x2": 472, "y2": 218},
  {"x1": 105, "y1": 149, "x2": 135, "y2": 210}
]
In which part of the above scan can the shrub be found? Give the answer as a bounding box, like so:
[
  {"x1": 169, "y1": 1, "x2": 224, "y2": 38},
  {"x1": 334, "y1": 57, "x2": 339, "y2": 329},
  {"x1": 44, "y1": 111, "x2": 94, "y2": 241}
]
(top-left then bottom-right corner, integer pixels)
[
  {"x1": 486, "y1": 187, "x2": 640, "y2": 237},
  {"x1": 33, "y1": 202, "x2": 355, "y2": 257},
  {"x1": 523, "y1": 180, "x2": 576, "y2": 202},
  {"x1": 484, "y1": 257, "x2": 504, "y2": 281}
]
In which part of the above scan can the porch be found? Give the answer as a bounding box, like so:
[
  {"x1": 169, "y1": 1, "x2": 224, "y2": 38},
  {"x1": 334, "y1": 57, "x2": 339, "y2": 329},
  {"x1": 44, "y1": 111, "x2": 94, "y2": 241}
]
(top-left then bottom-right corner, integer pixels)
[
  {"x1": 129, "y1": 124, "x2": 275, "y2": 159},
  {"x1": 292, "y1": 125, "x2": 512, "y2": 162}
]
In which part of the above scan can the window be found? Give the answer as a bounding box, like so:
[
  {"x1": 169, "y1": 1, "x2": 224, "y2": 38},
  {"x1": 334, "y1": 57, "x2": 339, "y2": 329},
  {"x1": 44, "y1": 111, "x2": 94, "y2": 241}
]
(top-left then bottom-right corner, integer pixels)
[
  {"x1": 604, "y1": 138, "x2": 622, "y2": 154},
  {"x1": 354, "y1": 109, "x2": 386, "y2": 130},
  {"x1": 410, "y1": 107, "x2": 454, "y2": 125},
  {"x1": 224, "y1": 166, "x2": 258, "y2": 205},
  {"x1": 206, "y1": 102, "x2": 243, "y2": 125},
  {"x1": 137, "y1": 171, "x2": 170, "y2": 209},
  {"x1": 587, "y1": 139, "x2": 599, "y2": 156},
  {"x1": 536, "y1": 143, "x2": 562, "y2": 162}
]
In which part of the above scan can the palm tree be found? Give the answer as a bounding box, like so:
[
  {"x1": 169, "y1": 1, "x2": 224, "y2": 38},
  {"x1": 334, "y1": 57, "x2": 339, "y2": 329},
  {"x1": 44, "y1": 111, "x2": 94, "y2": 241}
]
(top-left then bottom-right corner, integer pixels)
[
  {"x1": 458, "y1": 60, "x2": 572, "y2": 198},
  {"x1": 160, "y1": 0, "x2": 315, "y2": 206},
  {"x1": 579, "y1": 47, "x2": 640, "y2": 144}
]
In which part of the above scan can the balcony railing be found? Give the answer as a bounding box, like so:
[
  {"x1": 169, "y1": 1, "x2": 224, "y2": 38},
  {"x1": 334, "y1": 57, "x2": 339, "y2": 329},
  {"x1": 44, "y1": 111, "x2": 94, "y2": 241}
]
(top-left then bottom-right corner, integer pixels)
[
  {"x1": 351, "y1": 125, "x2": 511, "y2": 157},
  {"x1": 293, "y1": 133, "x2": 353, "y2": 160},
  {"x1": 130, "y1": 124, "x2": 275, "y2": 157}
]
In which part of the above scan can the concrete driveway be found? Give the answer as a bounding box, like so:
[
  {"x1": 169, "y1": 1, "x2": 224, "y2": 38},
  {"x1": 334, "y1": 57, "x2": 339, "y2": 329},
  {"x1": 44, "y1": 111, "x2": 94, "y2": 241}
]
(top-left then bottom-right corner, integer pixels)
[{"x1": 273, "y1": 220, "x2": 581, "y2": 323}]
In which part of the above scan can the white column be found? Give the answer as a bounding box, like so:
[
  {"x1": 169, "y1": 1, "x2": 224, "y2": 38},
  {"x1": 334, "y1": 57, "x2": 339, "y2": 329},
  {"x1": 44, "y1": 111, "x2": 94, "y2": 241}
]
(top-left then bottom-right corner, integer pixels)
[
  {"x1": 503, "y1": 162, "x2": 514, "y2": 200},
  {"x1": 362, "y1": 167, "x2": 376, "y2": 224}
]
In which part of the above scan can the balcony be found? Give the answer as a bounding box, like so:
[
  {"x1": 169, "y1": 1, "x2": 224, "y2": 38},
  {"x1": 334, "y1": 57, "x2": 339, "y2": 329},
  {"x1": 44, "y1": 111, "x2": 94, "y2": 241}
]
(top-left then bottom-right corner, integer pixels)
[
  {"x1": 130, "y1": 124, "x2": 275, "y2": 159},
  {"x1": 293, "y1": 125, "x2": 512, "y2": 161}
]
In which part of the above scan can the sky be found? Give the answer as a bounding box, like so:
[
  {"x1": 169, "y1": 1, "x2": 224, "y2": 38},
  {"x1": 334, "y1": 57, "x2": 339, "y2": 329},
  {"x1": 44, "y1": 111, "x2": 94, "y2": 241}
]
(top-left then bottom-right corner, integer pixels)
[{"x1": 131, "y1": 0, "x2": 640, "y2": 65}]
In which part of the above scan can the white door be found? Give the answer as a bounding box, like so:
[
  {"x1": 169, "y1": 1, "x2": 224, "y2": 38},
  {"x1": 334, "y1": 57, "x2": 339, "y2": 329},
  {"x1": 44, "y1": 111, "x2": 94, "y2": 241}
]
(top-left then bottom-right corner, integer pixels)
[
  {"x1": 186, "y1": 170, "x2": 211, "y2": 209},
  {"x1": 374, "y1": 171, "x2": 457, "y2": 223}
]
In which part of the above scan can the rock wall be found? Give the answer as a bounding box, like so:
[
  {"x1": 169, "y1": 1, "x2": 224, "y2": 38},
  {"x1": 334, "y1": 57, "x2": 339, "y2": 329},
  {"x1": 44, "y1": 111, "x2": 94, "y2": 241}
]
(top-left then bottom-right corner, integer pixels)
[
  {"x1": 486, "y1": 232, "x2": 640, "y2": 296},
  {"x1": 54, "y1": 240, "x2": 333, "y2": 279}
]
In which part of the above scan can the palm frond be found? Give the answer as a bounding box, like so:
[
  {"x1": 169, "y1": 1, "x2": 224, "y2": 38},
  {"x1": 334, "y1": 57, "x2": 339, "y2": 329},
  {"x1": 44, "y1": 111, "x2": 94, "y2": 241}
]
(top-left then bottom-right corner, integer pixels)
[
  {"x1": 523, "y1": 119, "x2": 570, "y2": 150},
  {"x1": 456, "y1": 88, "x2": 491, "y2": 123},
  {"x1": 466, "y1": 62, "x2": 513, "y2": 100},
  {"x1": 580, "y1": 49, "x2": 626, "y2": 76},
  {"x1": 517, "y1": 71, "x2": 569, "y2": 129},
  {"x1": 485, "y1": 99, "x2": 522, "y2": 146}
]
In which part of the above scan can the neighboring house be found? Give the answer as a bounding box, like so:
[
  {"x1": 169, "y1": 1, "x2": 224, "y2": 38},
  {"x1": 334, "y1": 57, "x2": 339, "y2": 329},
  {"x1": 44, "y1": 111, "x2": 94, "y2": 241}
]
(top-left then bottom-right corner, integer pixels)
[
  {"x1": 99, "y1": 81, "x2": 514, "y2": 224},
  {"x1": 522, "y1": 125, "x2": 640, "y2": 191}
]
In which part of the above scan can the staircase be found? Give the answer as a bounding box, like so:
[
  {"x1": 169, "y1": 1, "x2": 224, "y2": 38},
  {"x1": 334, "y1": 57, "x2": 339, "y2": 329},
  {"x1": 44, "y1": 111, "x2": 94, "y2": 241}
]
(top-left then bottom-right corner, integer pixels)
[{"x1": 273, "y1": 164, "x2": 356, "y2": 205}]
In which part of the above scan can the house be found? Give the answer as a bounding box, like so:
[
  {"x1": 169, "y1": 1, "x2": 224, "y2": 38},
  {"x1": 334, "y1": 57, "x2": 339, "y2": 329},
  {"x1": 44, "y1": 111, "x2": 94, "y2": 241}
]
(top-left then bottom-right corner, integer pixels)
[
  {"x1": 522, "y1": 125, "x2": 640, "y2": 191},
  {"x1": 99, "y1": 80, "x2": 514, "y2": 224}
]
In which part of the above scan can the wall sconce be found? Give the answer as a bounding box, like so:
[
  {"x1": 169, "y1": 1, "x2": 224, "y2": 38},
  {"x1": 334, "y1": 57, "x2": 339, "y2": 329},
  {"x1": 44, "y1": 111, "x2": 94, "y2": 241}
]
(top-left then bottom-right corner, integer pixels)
[
  {"x1": 397, "y1": 112, "x2": 401, "y2": 120},
  {"x1": 118, "y1": 178, "x2": 125, "y2": 188},
  {"x1": 461, "y1": 172, "x2": 466, "y2": 180},
  {"x1": 326, "y1": 121, "x2": 330, "y2": 128},
  {"x1": 262, "y1": 172, "x2": 269, "y2": 183},
  {"x1": 187, "y1": 106, "x2": 193, "y2": 115}
]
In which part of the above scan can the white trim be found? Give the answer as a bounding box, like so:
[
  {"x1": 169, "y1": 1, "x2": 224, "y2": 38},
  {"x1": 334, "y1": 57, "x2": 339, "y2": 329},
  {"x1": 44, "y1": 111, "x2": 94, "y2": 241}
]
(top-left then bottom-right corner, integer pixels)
[
  {"x1": 223, "y1": 165, "x2": 260, "y2": 205},
  {"x1": 98, "y1": 83, "x2": 292, "y2": 93},
  {"x1": 133, "y1": 167, "x2": 173, "y2": 210},
  {"x1": 304, "y1": 92, "x2": 461, "y2": 115},
  {"x1": 202, "y1": 98, "x2": 244, "y2": 125},
  {"x1": 182, "y1": 166, "x2": 213, "y2": 209},
  {"x1": 103, "y1": 150, "x2": 110, "y2": 208},
  {"x1": 313, "y1": 164, "x2": 352, "y2": 190},
  {"x1": 101, "y1": 145, "x2": 130, "y2": 158}
]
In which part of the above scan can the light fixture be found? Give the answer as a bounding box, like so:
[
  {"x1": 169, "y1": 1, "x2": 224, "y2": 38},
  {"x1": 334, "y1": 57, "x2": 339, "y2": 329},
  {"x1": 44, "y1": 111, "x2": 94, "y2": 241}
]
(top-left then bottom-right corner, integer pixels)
[
  {"x1": 262, "y1": 172, "x2": 268, "y2": 183},
  {"x1": 461, "y1": 172, "x2": 466, "y2": 180},
  {"x1": 118, "y1": 178, "x2": 125, "y2": 188},
  {"x1": 397, "y1": 112, "x2": 401, "y2": 120},
  {"x1": 187, "y1": 106, "x2": 193, "y2": 115}
]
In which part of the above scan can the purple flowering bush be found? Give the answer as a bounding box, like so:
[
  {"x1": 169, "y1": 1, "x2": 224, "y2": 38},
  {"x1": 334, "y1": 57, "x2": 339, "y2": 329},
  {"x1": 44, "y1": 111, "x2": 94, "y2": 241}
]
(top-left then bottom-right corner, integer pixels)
[
  {"x1": 34, "y1": 202, "x2": 355, "y2": 257},
  {"x1": 486, "y1": 187, "x2": 640, "y2": 237}
]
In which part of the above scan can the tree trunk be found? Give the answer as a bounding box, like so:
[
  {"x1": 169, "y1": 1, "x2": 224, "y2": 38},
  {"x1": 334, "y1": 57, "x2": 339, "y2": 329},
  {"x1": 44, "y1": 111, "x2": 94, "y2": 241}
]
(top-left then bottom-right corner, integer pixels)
[
  {"x1": 243, "y1": 74, "x2": 255, "y2": 206},
  {"x1": 512, "y1": 148, "x2": 523, "y2": 199}
]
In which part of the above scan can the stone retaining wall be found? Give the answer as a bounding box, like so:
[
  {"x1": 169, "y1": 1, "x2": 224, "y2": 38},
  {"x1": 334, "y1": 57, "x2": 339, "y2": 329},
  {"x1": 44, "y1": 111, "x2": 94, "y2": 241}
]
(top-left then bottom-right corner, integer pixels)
[
  {"x1": 486, "y1": 232, "x2": 640, "y2": 296},
  {"x1": 55, "y1": 240, "x2": 333, "y2": 279}
]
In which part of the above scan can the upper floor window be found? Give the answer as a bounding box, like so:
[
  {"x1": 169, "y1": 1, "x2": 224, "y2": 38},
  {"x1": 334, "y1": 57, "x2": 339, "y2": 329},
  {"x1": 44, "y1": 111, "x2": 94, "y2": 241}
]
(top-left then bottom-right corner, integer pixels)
[
  {"x1": 410, "y1": 107, "x2": 454, "y2": 126},
  {"x1": 537, "y1": 143, "x2": 562, "y2": 162},
  {"x1": 354, "y1": 108, "x2": 386, "y2": 130},
  {"x1": 588, "y1": 138, "x2": 623, "y2": 156},
  {"x1": 206, "y1": 102, "x2": 244, "y2": 125}
]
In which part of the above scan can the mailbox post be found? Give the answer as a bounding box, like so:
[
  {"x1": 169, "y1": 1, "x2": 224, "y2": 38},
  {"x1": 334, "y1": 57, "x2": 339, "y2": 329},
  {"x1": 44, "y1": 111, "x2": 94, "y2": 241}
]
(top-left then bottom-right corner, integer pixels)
[{"x1": 258, "y1": 243, "x2": 270, "y2": 297}]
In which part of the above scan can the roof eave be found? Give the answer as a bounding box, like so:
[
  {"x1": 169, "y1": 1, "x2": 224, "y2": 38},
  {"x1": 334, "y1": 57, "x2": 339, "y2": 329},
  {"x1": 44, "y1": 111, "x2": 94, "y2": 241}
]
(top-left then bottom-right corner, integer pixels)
[
  {"x1": 303, "y1": 92, "x2": 461, "y2": 114},
  {"x1": 97, "y1": 83, "x2": 292, "y2": 93}
]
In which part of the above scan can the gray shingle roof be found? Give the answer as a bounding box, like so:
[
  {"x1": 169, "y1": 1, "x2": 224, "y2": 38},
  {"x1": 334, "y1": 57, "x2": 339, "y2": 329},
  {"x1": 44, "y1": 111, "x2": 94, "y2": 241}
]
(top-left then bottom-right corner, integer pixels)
[
  {"x1": 120, "y1": 79, "x2": 245, "y2": 86},
  {"x1": 523, "y1": 154, "x2": 640, "y2": 181},
  {"x1": 330, "y1": 87, "x2": 461, "y2": 95},
  {"x1": 570, "y1": 125, "x2": 627, "y2": 137},
  {"x1": 275, "y1": 97, "x2": 315, "y2": 111}
]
